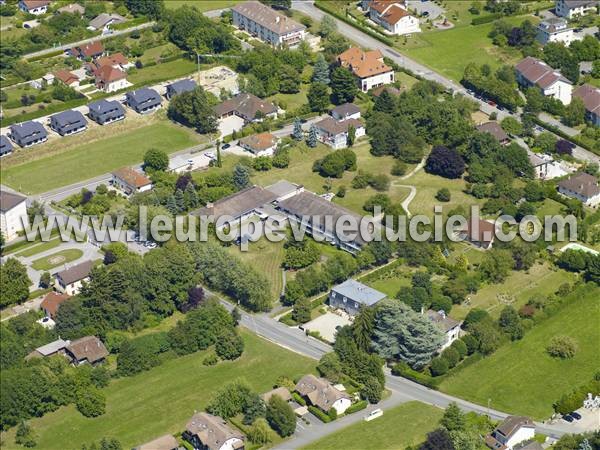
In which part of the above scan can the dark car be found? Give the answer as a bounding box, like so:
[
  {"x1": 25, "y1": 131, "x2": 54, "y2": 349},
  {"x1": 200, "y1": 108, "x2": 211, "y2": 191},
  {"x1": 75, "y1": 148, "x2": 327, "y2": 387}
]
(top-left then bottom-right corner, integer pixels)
[
  {"x1": 563, "y1": 414, "x2": 574, "y2": 422},
  {"x1": 222, "y1": 143, "x2": 231, "y2": 150},
  {"x1": 422, "y1": 11, "x2": 429, "y2": 17},
  {"x1": 570, "y1": 412, "x2": 582, "y2": 420}
]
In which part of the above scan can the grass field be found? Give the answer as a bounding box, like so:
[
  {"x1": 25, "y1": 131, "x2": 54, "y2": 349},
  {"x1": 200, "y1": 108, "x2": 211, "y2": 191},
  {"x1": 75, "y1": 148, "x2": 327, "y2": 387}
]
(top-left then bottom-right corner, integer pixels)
[
  {"x1": 440, "y1": 284, "x2": 600, "y2": 419},
  {"x1": 14, "y1": 238, "x2": 61, "y2": 257},
  {"x1": 1, "y1": 121, "x2": 202, "y2": 194},
  {"x1": 301, "y1": 401, "x2": 443, "y2": 450},
  {"x1": 31, "y1": 249, "x2": 84, "y2": 270},
  {"x1": 128, "y1": 58, "x2": 197, "y2": 85},
  {"x1": 0, "y1": 330, "x2": 316, "y2": 450},
  {"x1": 164, "y1": 0, "x2": 242, "y2": 11}
]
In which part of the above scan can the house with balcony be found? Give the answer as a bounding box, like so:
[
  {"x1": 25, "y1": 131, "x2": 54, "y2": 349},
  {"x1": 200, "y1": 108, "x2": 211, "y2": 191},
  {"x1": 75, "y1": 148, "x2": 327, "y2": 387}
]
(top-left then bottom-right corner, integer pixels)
[
  {"x1": 536, "y1": 18, "x2": 574, "y2": 46},
  {"x1": 88, "y1": 99, "x2": 125, "y2": 125},
  {"x1": 337, "y1": 47, "x2": 395, "y2": 92},
  {"x1": 8, "y1": 121, "x2": 47, "y2": 147},
  {"x1": 49, "y1": 109, "x2": 88, "y2": 136},
  {"x1": 369, "y1": 0, "x2": 421, "y2": 35},
  {"x1": 126, "y1": 88, "x2": 162, "y2": 114},
  {"x1": 554, "y1": 0, "x2": 598, "y2": 18},
  {"x1": 573, "y1": 84, "x2": 600, "y2": 127},
  {"x1": 314, "y1": 116, "x2": 365, "y2": 149}
]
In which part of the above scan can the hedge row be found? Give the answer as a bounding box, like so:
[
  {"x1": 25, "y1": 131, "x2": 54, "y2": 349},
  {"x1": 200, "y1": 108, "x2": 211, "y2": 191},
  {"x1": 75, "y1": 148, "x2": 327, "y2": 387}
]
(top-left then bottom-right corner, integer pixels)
[
  {"x1": 345, "y1": 400, "x2": 368, "y2": 414},
  {"x1": 292, "y1": 392, "x2": 306, "y2": 406},
  {"x1": 313, "y1": 1, "x2": 395, "y2": 47},
  {"x1": 471, "y1": 13, "x2": 502, "y2": 25},
  {"x1": 26, "y1": 49, "x2": 64, "y2": 62},
  {"x1": 532, "y1": 116, "x2": 599, "y2": 156},
  {"x1": 391, "y1": 362, "x2": 441, "y2": 389},
  {"x1": 308, "y1": 406, "x2": 332, "y2": 423}
]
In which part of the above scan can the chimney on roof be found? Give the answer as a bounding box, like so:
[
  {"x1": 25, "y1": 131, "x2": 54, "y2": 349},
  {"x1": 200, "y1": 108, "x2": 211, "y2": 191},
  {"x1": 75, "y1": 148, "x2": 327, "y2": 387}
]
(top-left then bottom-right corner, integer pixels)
[{"x1": 276, "y1": 16, "x2": 280, "y2": 23}]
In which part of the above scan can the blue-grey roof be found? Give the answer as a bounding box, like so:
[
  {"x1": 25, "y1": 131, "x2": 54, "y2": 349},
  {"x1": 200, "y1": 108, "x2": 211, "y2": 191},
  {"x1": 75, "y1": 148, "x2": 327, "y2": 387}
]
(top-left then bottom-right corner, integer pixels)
[
  {"x1": 0, "y1": 135, "x2": 13, "y2": 153},
  {"x1": 88, "y1": 99, "x2": 124, "y2": 115},
  {"x1": 51, "y1": 109, "x2": 87, "y2": 128},
  {"x1": 126, "y1": 87, "x2": 161, "y2": 105},
  {"x1": 168, "y1": 79, "x2": 197, "y2": 95},
  {"x1": 331, "y1": 279, "x2": 386, "y2": 306},
  {"x1": 10, "y1": 121, "x2": 47, "y2": 140}
]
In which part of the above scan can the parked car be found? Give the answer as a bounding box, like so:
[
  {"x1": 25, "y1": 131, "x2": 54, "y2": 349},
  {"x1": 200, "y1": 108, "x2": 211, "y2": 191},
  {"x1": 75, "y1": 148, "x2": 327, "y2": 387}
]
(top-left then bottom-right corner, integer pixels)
[
  {"x1": 205, "y1": 151, "x2": 216, "y2": 160},
  {"x1": 365, "y1": 409, "x2": 383, "y2": 422},
  {"x1": 570, "y1": 412, "x2": 582, "y2": 420},
  {"x1": 563, "y1": 414, "x2": 574, "y2": 422},
  {"x1": 222, "y1": 143, "x2": 231, "y2": 150}
]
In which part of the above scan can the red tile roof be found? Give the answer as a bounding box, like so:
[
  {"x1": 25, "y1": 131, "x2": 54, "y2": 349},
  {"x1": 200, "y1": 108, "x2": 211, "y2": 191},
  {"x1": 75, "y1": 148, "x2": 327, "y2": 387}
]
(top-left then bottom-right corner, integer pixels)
[
  {"x1": 377, "y1": 3, "x2": 410, "y2": 25},
  {"x1": 54, "y1": 69, "x2": 79, "y2": 85},
  {"x1": 239, "y1": 132, "x2": 278, "y2": 152},
  {"x1": 22, "y1": 0, "x2": 50, "y2": 9},
  {"x1": 112, "y1": 167, "x2": 152, "y2": 189},
  {"x1": 95, "y1": 65, "x2": 126, "y2": 83},
  {"x1": 95, "y1": 52, "x2": 129, "y2": 68},
  {"x1": 41, "y1": 292, "x2": 71, "y2": 318},
  {"x1": 75, "y1": 41, "x2": 105, "y2": 58},
  {"x1": 338, "y1": 47, "x2": 393, "y2": 79},
  {"x1": 573, "y1": 84, "x2": 600, "y2": 115}
]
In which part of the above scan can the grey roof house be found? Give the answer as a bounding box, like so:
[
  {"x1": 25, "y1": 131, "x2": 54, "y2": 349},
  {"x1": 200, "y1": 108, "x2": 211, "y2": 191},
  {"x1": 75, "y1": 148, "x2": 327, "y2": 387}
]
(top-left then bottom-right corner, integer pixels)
[
  {"x1": 329, "y1": 279, "x2": 386, "y2": 315},
  {"x1": 65, "y1": 336, "x2": 109, "y2": 365},
  {"x1": 49, "y1": 109, "x2": 88, "y2": 136},
  {"x1": 126, "y1": 88, "x2": 162, "y2": 114},
  {"x1": 215, "y1": 93, "x2": 277, "y2": 122},
  {"x1": 0, "y1": 135, "x2": 13, "y2": 155},
  {"x1": 88, "y1": 99, "x2": 125, "y2": 125},
  {"x1": 183, "y1": 412, "x2": 244, "y2": 450},
  {"x1": 88, "y1": 12, "x2": 126, "y2": 31},
  {"x1": 9, "y1": 121, "x2": 48, "y2": 147},
  {"x1": 166, "y1": 78, "x2": 197, "y2": 99},
  {"x1": 331, "y1": 103, "x2": 361, "y2": 121},
  {"x1": 476, "y1": 121, "x2": 510, "y2": 145},
  {"x1": 25, "y1": 338, "x2": 71, "y2": 361}
]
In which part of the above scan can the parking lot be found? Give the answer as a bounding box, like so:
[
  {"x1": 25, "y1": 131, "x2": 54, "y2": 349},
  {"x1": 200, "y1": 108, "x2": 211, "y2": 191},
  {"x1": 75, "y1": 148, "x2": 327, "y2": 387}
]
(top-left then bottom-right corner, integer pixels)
[{"x1": 300, "y1": 310, "x2": 352, "y2": 343}]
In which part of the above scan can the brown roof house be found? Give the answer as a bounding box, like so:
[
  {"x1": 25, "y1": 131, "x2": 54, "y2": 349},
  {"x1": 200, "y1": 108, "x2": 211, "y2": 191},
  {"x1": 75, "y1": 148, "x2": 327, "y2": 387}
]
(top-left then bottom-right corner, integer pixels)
[
  {"x1": 54, "y1": 69, "x2": 80, "y2": 87},
  {"x1": 65, "y1": 336, "x2": 109, "y2": 365},
  {"x1": 41, "y1": 291, "x2": 71, "y2": 319},
  {"x1": 111, "y1": 167, "x2": 153, "y2": 196},
  {"x1": 368, "y1": 0, "x2": 421, "y2": 36},
  {"x1": 93, "y1": 64, "x2": 128, "y2": 93},
  {"x1": 215, "y1": 93, "x2": 278, "y2": 123},
  {"x1": 338, "y1": 47, "x2": 394, "y2": 92},
  {"x1": 261, "y1": 386, "x2": 292, "y2": 404},
  {"x1": 557, "y1": 172, "x2": 600, "y2": 207},
  {"x1": 238, "y1": 132, "x2": 279, "y2": 157},
  {"x1": 458, "y1": 218, "x2": 497, "y2": 250},
  {"x1": 57, "y1": 3, "x2": 85, "y2": 15},
  {"x1": 71, "y1": 41, "x2": 105, "y2": 60},
  {"x1": 183, "y1": 412, "x2": 244, "y2": 450},
  {"x1": 476, "y1": 122, "x2": 510, "y2": 145},
  {"x1": 133, "y1": 434, "x2": 179, "y2": 450},
  {"x1": 19, "y1": 0, "x2": 50, "y2": 15},
  {"x1": 426, "y1": 310, "x2": 462, "y2": 351},
  {"x1": 232, "y1": 1, "x2": 306, "y2": 48},
  {"x1": 314, "y1": 116, "x2": 365, "y2": 149},
  {"x1": 55, "y1": 260, "x2": 95, "y2": 295},
  {"x1": 573, "y1": 84, "x2": 600, "y2": 127},
  {"x1": 295, "y1": 374, "x2": 352, "y2": 415},
  {"x1": 515, "y1": 57, "x2": 572, "y2": 105},
  {"x1": 485, "y1": 416, "x2": 536, "y2": 450}
]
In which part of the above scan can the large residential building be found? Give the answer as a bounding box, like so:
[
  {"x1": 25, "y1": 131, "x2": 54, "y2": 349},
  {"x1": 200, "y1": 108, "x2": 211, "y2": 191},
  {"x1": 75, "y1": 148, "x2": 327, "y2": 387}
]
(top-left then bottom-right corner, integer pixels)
[
  {"x1": 515, "y1": 57, "x2": 572, "y2": 105},
  {"x1": 295, "y1": 374, "x2": 352, "y2": 415},
  {"x1": 19, "y1": 0, "x2": 50, "y2": 15},
  {"x1": 426, "y1": 309, "x2": 462, "y2": 351},
  {"x1": 88, "y1": 99, "x2": 125, "y2": 125},
  {"x1": 232, "y1": 1, "x2": 306, "y2": 47},
  {"x1": 338, "y1": 47, "x2": 395, "y2": 92},
  {"x1": 8, "y1": 121, "x2": 48, "y2": 147},
  {"x1": 238, "y1": 132, "x2": 279, "y2": 157},
  {"x1": 557, "y1": 172, "x2": 600, "y2": 207},
  {"x1": 215, "y1": 93, "x2": 278, "y2": 123},
  {"x1": 369, "y1": 0, "x2": 421, "y2": 35},
  {"x1": 329, "y1": 279, "x2": 387, "y2": 316},
  {"x1": 536, "y1": 18, "x2": 574, "y2": 46},
  {"x1": 183, "y1": 412, "x2": 244, "y2": 450},
  {"x1": 314, "y1": 116, "x2": 365, "y2": 149},
  {"x1": 554, "y1": 0, "x2": 598, "y2": 18},
  {"x1": 49, "y1": 109, "x2": 88, "y2": 136},
  {"x1": 55, "y1": 260, "x2": 95, "y2": 295},
  {"x1": 126, "y1": 88, "x2": 162, "y2": 114},
  {"x1": 485, "y1": 416, "x2": 536, "y2": 450},
  {"x1": 573, "y1": 84, "x2": 600, "y2": 127},
  {"x1": 111, "y1": 167, "x2": 153, "y2": 195},
  {"x1": 0, "y1": 191, "x2": 29, "y2": 241},
  {"x1": 0, "y1": 135, "x2": 13, "y2": 156},
  {"x1": 65, "y1": 336, "x2": 109, "y2": 365}
]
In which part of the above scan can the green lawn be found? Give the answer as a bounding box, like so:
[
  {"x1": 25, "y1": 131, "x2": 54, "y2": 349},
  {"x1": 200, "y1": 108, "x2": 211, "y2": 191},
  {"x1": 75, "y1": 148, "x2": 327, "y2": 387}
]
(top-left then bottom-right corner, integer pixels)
[
  {"x1": 164, "y1": 0, "x2": 243, "y2": 11},
  {"x1": 301, "y1": 401, "x2": 443, "y2": 450},
  {"x1": 14, "y1": 238, "x2": 61, "y2": 257},
  {"x1": 0, "y1": 331, "x2": 316, "y2": 450},
  {"x1": 128, "y1": 58, "x2": 198, "y2": 85},
  {"x1": 31, "y1": 249, "x2": 84, "y2": 270},
  {"x1": 440, "y1": 285, "x2": 600, "y2": 419},
  {"x1": 1, "y1": 121, "x2": 201, "y2": 194}
]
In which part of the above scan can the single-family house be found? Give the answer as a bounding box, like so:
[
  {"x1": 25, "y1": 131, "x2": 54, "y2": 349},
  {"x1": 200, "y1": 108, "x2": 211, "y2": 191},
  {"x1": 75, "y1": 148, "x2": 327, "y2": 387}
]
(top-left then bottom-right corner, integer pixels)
[
  {"x1": 573, "y1": 84, "x2": 600, "y2": 127},
  {"x1": 55, "y1": 260, "x2": 94, "y2": 295},
  {"x1": 54, "y1": 69, "x2": 80, "y2": 87},
  {"x1": 166, "y1": 79, "x2": 197, "y2": 99},
  {"x1": 133, "y1": 435, "x2": 179, "y2": 450},
  {"x1": 261, "y1": 387, "x2": 292, "y2": 403},
  {"x1": 331, "y1": 103, "x2": 361, "y2": 121},
  {"x1": 71, "y1": 41, "x2": 105, "y2": 60},
  {"x1": 515, "y1": 57, "x2": 572, "y2": 105},
  {"x1": 369, "y1": 0, "x2": 421, "y2": 35},
  {"x1": 338, "y1": 47, "x2": 395, "y2": 92},
  {"x1": 295, "y1": 374, "x2": 352, "y2": 415},
  {"x1": 88, "y1": 12, "x2": 126, "y2": 31},
  {"x1": 57, "y1": 3, "x2": 84, "y2": 15},
  {"x1": 49, "y1": 109, "x2": 88, "y2": 136},
  {"x1": 25, "y1": 338, "x2": 70, "y2": 361},
  {"x1": 554, "y1": 0, "x2": 598, "y2": 18},
  {"x1": 8, "y1": 121, "x2": 48, "y2": 147},
  {"x1": 19, "y1": 0, "x2": 50, "y2": 15},
  {"x1": 557, "y1": 172, "x2": 600, "y2": 207},
  {"x1": 277, "y1": 191, "x2": 365, "y2": 254},
  {"x1": 476, "y1": 121, "x2": 510, "y2": 145},
  {"x1": 536, "y1": 18, "x2": 574, "y2": 46},
  {"x1": 0, "y1": 135, "x2": 13, "y2": 156},
  {"x1": 232, "y1": 1, "x2": 306, "y2": 48},
  {"x1": 126, "y1": 88, "x2": 162, "y2": 114},
  {"x1": 65, "y1": 336, "x2": 109, "y2": 365},
  {"x1": 485, "y1": 416, "x2": 536, "y2": 450},
  {"x1": 426, "y1": 309, "x2": 462, "y2": 351},
  {"x1": 40, "y1": 291, "x2": 71, "y2": 319},
  {"x1": 265, "y1": 180, "x2": 304, "y2": 202},
  {"x1": 459, "y1": 218, "x2": 497, "y2": 250},
  {"x1": 93, "y1": 64, "x2": 128, "y2": 93},
  {"x1": 190, "y1": 185, "x2": 277, "y2": 230},
  {"x1": 41, "y1": 73, "x2": 55, "y2": 86},
  {"x1": 183, "y1": 412, "x2": 244, "y2": 450},
  {"x1": 111, "y1": 167, "x2": 153, "y2": 195},
  {"x1": 91, "y1": 52, "x2": 132, "y2": 72},
  {"x1": 329, "y1": 279, "x2": 386, "y2": 316},
  {"x1": 238, "y1": 132, "x2": 279, "y2": 157},
  {"x1": 314, "y1": 116, "x2": 365, "y2": 149},
  {"x1": 0, "y1": 191, "x2": 29, "y2": 241},
  {"x1": 215, "y1": 93, "x2": 278, "y2": 123},
  {"x1": 88, "y1": 99, "x2": 125, "y2": 125}
]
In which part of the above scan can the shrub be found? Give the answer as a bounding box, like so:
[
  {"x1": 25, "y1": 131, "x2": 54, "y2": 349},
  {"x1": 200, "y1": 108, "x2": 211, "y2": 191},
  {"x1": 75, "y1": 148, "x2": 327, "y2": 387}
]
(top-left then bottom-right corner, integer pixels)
[
  {"x1": 215, "y1": 330, "x2": 244, "y2": 360},
  {"x1": 430, "y1": 357, "x2": 449, "y2": 376},
  {"x1": 76, "y1": 387, "x2": 106, "y2": 417},
  {"x1": 460, "y1": 335, "x2": 478, "y2": 355},
  {"x1": 391, "y1": 362, "x2": 440, "y2": 388},
  {"x1": 441, "y1": 347, "x2": 460, "y2": 368},
  {"x1": 292, "y1": 392, "x2": 306, "y2": 406},
  {"x1": 328, "y1": 407, "x2": 338, "y2": 420},
  {"x1": 203, "y1": 352, "x2": 218, "y2": 366},
  {"x1": 546, "y1": 335, "x2": 578, "y2": 359},
  {"x1": 345, "y1": 400, "x2": 368, "y2": 414},
  {"x1": 436, "y1": 188, "x2": 451, "y2": 202},
  {"x1": 450, "y1": 340, "x2": 468, "y2": 359},
  {"x1": 308, "y1": 406, "x2": 332, "y2": 422},
  {"x1": 391, "y1": 160, "x2": 407, "y2": 176}
]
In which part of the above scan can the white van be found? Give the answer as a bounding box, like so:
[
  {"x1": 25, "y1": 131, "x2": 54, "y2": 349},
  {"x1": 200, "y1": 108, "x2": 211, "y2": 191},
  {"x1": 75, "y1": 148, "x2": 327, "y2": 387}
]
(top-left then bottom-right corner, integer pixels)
[{"x1": 364, "y1": 409, "x2": 383, "y2": 422}]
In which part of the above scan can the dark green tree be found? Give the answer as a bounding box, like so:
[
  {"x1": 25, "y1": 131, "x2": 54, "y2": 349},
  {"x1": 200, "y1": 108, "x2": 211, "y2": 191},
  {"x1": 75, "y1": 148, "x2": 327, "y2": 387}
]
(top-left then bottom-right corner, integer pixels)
[
  {"x1": 266, "y1": 395, "x2": 296, "y2": 437},
  {"x1": 143, "y1": 148, "x2": 169, "y2": 172},
  {"x1": 330, "y1": 66, "x2": 358, "y2": 105}
]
